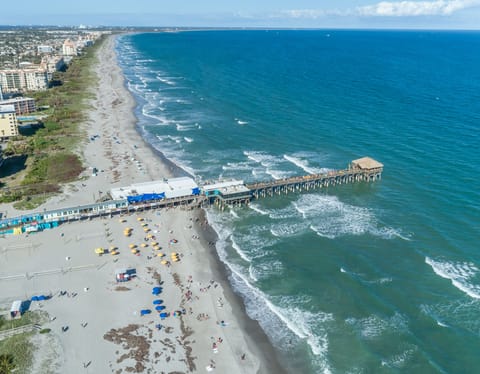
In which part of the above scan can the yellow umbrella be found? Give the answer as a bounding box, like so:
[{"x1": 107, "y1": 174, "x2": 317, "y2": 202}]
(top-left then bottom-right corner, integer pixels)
[
  {"x1": 172, "y1": 257, "x2": 179, "y2": 262},
  {"x1": 161, "y1": 260, "x2": 168, "y2": 265},
  {"x1": 137, "y1": 217, "x2": 144, "y2": 221},
  {"x1": 110, "y1": 246, "x2": 116, "y2": 251},
  {"x1": 157, "y1": 253, "x2": 165, "y2": 257},
  {"x1": 94, "y1": 247, "x2": 104, "y2": 255},
  {"x1": 129, "y1": 244, "x2": 136, "y2": 249},
  {"x1": 147, "y1": 234, "x2": 153, "y2": 239},
  {"x1": 151, "y1": 241, "x2": 158, "y2": 246},
  {"x1": 111, "y1": 250, "x2": 119, "y2": 255},
  {"x1": 143, "y1": 228, "x2": 150, "y2": 232},
  {"x1": 131, "y1": 249, "x2": 138, "y2": 254},
  {"x1": 140, "y1": 243, "x2": 148, "y2": 248},
  {"x1": 141, "y1": 223, "x2": 148, "y2": 227},
  {"x1": 153, "y1": 246, "x2": 160, "y2": 251},
  {"x1": 170, "y1": 252, "x2": 177, "y2": 256}
]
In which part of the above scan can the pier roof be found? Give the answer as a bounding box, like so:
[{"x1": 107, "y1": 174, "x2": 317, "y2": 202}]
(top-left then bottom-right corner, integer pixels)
[{"x1": 351, "y1": 157, "x2": 383, "y2": 170}]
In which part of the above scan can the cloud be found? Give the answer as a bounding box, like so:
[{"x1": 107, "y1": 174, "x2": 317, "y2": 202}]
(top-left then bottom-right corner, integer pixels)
[{"x1": 357, "y1": 0, "x2": 480, "y2": 16}]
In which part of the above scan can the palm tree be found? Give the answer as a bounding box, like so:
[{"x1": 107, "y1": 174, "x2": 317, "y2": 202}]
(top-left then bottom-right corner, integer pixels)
[{"x1": 0, "y1": 354, "x2": 15, "y2": 374}]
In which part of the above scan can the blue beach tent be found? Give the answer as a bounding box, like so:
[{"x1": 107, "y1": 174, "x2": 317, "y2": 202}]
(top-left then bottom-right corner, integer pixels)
[
  {"x1": 155, "y1": 305, "x2": 166, "y2": 311},
  {"x1": 152, "y1": 300, "x2": 163, "y2": 305},
  {"x1": 159, "y1": 312, "x2": 168, "y2": 319},
  {"x1": 140, "y1": 309, "x2": 152, "y2": 316},
  {"x1": 152, "y1": 287, "x2": 162, "y2": 295}
]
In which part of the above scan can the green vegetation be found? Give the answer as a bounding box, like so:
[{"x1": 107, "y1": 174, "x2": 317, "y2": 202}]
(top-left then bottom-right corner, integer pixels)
[
  {"x1": 0, "y1": 333, "x2": 34, "y2": 374},
  {"x1": 0, "y1": 35, "x2": 106, "y2": 207},
  {"x1": 0, "y1": 311, "x2": 44, "y2": 332}
]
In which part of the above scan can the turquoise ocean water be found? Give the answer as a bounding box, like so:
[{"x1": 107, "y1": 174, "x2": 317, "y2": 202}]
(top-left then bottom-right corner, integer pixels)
[{"x1": 116, "y1": 30, "x2": 480, "y2": 373}]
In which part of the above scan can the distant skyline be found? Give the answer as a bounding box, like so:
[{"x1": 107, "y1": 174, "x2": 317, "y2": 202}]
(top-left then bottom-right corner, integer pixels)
[{"x1": 1, "y1": 0, "x2": 480, "y2": 29}]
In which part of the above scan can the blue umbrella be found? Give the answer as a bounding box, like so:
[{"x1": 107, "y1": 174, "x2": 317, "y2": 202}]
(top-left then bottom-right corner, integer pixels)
[
  {"x1": 152, "y1": 287, "x2": 162, "y2": 295},
  {"x1": 155, "y1": 305, "x2": 165, "y2": 311},
  {"x1": 152, "y1": 300, "x2": 163, "y2": 305},
  {"x1": 160, "y1": 312, "x2": 168, "y2": 319},
  {"x1": 140, "y1": 309, "x2": 152, "y2": 316}
]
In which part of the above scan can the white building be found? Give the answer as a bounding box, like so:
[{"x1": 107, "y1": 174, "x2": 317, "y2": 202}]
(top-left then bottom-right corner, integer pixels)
[
  {"x1": 62, "y1": 39, "x2": 77, "y2": 56},
  {"x1": 0, "y1": 104, "x2": 19, "y2": 141},
  {"x1": 110, "y1": 177, "x2": 199, "y2": 200}
]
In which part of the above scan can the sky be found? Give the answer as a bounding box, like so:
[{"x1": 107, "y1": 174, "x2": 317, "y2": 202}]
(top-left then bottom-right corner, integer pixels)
[{"x1": 1, "y1": 0, "x2": 480, "y2": 29}]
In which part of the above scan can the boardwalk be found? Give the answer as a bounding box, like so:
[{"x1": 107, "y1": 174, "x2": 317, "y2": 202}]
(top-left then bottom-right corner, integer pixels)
[{"x1": 0, "y1": 157, "x2": 382, "y2": 234}]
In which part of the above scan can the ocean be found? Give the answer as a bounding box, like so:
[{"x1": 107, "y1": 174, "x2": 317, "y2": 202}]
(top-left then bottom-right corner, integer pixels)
[{"x1": 116, "y1": 30, "x2": 480, "y2": 373}]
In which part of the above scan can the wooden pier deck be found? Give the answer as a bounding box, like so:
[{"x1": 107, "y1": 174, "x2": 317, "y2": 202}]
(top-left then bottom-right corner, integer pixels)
[{"x1": 0, "y1": 157, "x2": 382, "y2": 234}]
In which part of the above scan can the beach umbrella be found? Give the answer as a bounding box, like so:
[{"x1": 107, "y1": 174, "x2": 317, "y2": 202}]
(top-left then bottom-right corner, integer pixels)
[
  {"x1": 129, "y1": 244, "x2": 136, "y2": 249},
  {"x1": 159, "y1": 312, "x2": 168, "y2": 319},
  {"x1": 131, "y1": 249, "x2": 138, "y2": 254},
  {"x1": 141, "y1": 223, "x2": 148, "y2": 227},
  {"x1": 140, "y1": 243, "x2": 147, "y2": 248},
  {"x1": 153, "y1": 246, "x2": 160, "y2": 251},
  {"x1": 151, "y1": 241, "x2": 158, "y2": 246},
  {"x1": 153, "y1": 299, "x2": 163, "y2": 305},
  {"x1": 147, "y1": 234, "x2": 154, "y2": 239},
  {"x1": 143, "y1": 228, "x2": 150, "y2": 233},
  {"x1": 155, "y1": 305, "x2": 166, "y2": 311},
  {"x1": 157, "y1": 253, "x2": 165, "y2": 257},
  {"x1": 110, "y1": 246, "x2": 116, "y2": 250},
  {"x1": 152, "y1": 287, "x2": 162, "y2": 295},
  {"x1": 137, "y1": 217, "x2": 144, "y2": 221},
  {"x1": 140, "y1": 309, "x2": 151, "y2": 316},
  {"x1": 161, "y1": 260, "x2": 168, "y2": 265}
]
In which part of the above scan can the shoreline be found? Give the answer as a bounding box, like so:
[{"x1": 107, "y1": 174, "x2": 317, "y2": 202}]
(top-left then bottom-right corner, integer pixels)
[
  {"x1": 0, "y1": 34, "x2": 286, "y2": 373},
  {"x1": 116, "y1": 32, "x2": 287, "y2": 374}
]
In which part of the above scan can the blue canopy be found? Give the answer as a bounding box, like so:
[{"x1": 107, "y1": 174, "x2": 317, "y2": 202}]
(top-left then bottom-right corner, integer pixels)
[
  {"x1": 160, "y1": 312, "x2": 168, "y2": 318},
  {"x1": 155, "y1": 305, "x2": 166, "y2": 311},
  {"x1": 152, "y1": 300, "x2": 163, "y2": 305},
  {"x1": 140, "y1": 309, "x2": 151, "y2": 316},
  {"x1": 152, "y1": 287, "x2": 162, "y2": 295}
]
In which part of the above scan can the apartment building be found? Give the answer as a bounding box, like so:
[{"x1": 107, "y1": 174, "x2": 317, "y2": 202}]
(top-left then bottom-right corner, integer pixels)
[
  {"x1": 0, "y1": 105, "x2": 19, "y2": 141},
  {"x1": 0, "y1": 68, "x2": 49, "y2": 93},
  {"x1": 0, "y1": 97, "x2": 36, "y2": 115}
]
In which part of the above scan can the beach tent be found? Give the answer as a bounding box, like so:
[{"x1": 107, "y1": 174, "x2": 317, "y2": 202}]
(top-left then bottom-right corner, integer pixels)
[
  {"x1": 140, "y1": 309, "x2": 151, "y2": 316},
  {"x1": 152, "y1": 299, "x2": 163, "y2": 305},
  {"x1": 155, "y1": 305, "x2": 166, "y2": 311},
  {"x1": 159, "y1": 312, "x2": 168, "y2": 319},
  {"x1": 152, "y1": 287, "x2": 162, "y2": 295},
  {"x1": 10, "y1": 300, "x2": 22, "y2": 318}
]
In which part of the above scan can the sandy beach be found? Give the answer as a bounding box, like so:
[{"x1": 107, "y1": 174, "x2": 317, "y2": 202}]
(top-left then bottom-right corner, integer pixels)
[{"x1": 0, "y1": 35, "x2": 284, "y2": 373}]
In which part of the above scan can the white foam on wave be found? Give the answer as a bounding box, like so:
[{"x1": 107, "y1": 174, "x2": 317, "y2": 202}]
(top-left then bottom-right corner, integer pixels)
[
  {"x1": 270, "y1": 221, "x2": 309, "y2": 238},
  {"x1": 222, "y1": 161, "x2": 253, "y2": 171},
  {"x1": 176, "y1": 123, "x2": 198, "y2": 131},
  {"x1": 283, "y1": 154, "x2": 326, "y2": 175},
  {"x1": 237, "y1": 120, "x2": 248, "y2": 125},
  {"x1": 243, "y1": 151, "x2": 293, "y2": 180},
  {"x1": 184, "y1": 137, "x2": 193, "y2": 143},
  {"x1": 249, "y1": 204, "x2": 269, "y2": 216},
  {"x1": 157, "y1": 76, "x2": 176, "y2": 85},
  {"x1": 425, "y1": 257, "x2": 480, "y2": 299},
  {"x1": 345, "y1": 312, "x2": 408, "y2": 340},
  {"x1": 230, "y1": 235, "x2": 251, "y2": 263},
  {"x1": 381, "y1": 348, "x2": 416, "y2": 369},
  {"x1": 291, "y1": 194, "x2": 405, "y2": 240}
]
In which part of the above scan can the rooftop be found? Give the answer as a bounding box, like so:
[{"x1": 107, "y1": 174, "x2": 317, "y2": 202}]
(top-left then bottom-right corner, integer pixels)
[
  {"x1": 0, "y1": 104, "x2": 15, "y2": 113},
  {"x1": 351, "y1": 157, "x2": 384, "y2": 170}
]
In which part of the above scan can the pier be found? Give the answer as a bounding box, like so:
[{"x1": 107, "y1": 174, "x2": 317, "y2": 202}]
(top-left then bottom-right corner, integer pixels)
[{"x1": 0, "y1": 157, "x2": 382, "y2": 234}]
